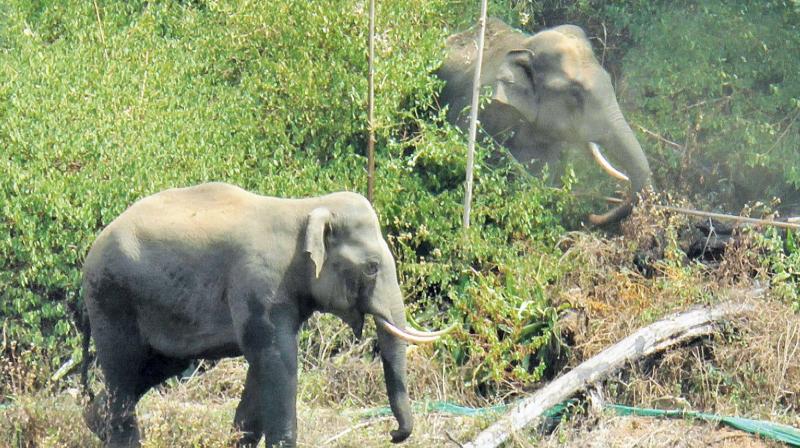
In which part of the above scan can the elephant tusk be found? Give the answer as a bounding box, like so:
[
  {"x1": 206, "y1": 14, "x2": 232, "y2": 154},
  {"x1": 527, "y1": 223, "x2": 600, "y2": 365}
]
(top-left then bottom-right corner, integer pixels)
[
  {"x1": 375, "y1": 317, "x2": 440, "y2": 344},
  {"x1": 589, "y1": 142, "x2": 630, "y2": 182},
  {"x1": 403, "y1": 323, "x2": 458, "y2": 338}
]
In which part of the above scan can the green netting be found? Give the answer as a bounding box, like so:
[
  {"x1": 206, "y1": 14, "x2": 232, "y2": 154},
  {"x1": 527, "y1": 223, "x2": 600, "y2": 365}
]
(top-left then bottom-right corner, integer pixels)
[
  {"x1": 353, "y1": 401, "x2": 800, "y2": 447},
  {"x1": 609, "y1": 404, "x2": 800, "y2": 447}
]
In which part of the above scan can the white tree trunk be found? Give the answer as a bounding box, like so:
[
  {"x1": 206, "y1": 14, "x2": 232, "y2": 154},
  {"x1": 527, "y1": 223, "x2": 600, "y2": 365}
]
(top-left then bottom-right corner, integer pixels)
[{"x1": 464, "y1": 301, "x2": 754, "y2": 448}]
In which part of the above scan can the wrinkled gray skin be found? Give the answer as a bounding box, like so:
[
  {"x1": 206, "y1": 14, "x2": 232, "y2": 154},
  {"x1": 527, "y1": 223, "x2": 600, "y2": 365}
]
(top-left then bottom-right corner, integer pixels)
[
  {"x1": 437, "y1": 18, "x2": 652, "y2": 225},
  {"x1": 82, "y1": 183, "x2": 412, "y2": 447}
]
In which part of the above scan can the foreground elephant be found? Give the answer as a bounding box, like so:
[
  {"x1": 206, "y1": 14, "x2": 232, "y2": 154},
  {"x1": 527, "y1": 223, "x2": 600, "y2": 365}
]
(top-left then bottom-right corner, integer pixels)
[
  {"x1": 81, "y1": 182, "x2": 447, "y2": 447},
  {"x1": 437, "y1": 18, "x2": 652, "y2": 225}
]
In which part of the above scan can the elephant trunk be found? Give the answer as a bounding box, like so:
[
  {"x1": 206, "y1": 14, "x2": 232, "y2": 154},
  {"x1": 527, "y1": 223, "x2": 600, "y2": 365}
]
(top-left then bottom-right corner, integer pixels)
[
  {"x1": 376, "y1": 302, "x2": 413, "y2": 443},
  {"x1": 589, "y1": 110, "x2": 652, "y2": 226},
  {"x1": 366, "y1": 274, "x2": 414, "y2": 443}
]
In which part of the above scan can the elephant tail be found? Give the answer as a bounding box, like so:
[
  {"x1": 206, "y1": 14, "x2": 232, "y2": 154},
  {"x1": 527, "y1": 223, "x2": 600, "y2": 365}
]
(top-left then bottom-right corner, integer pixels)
[{"x1": 79, "y1": 303, "x2": 94, "y2": 401}]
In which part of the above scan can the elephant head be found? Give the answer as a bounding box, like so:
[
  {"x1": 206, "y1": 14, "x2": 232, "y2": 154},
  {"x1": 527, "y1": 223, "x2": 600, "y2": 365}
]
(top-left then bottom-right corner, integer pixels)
[
  {"x1": 438, "y1": 19, "x2": 652, "y2": 225},
  {"x1": 304, "y1": 196, "x2": 447, "y2": 442}
]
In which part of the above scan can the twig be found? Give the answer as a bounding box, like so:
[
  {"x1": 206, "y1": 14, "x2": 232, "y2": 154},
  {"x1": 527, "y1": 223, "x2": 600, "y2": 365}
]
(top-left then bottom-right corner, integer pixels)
[
  {"x1": 709, "y1": 433, "x2": 750, "y2": 446},
  {"x1": 635, "y1": 124, "x2": 683, "y2": 149},
  {"x1": 594, "y1": 194, "x2": 800, "y2": 231},
  {"x1": 600, "y1": 22, "x2": 608, "y2": 67},
  {"x1": 320, "y1": 417, "x2": 393, "y2": 446},
  {"x1": 681, "y1": 95, "x2": 732, "y2": 112},
  {"x1": 463, "y1": 302, "x2": 753, "y2": 448},
  {"x1": 92, "y1": 0, "x2": 108, "y2": 60},
  {"x1": 50, "y1": 355, "x2": 80, "y2": 384},
  {"x1": 764, "y1": 109, "x2": 800, "y2": 155},
  {"x1": 701, "y1": 218, "x2": 715, "y2": 258},
  {"x1": 446, "y1": 430, "x2": 466, "y2": 447}
]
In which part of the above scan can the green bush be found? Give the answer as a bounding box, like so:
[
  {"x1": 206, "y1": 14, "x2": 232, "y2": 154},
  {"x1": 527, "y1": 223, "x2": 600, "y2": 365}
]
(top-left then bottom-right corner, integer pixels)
[
  {"x1": 4, "y1": 0, "x2": 798, "y2": 398},
  {"x1": 0, "y1": 0, "x2": 570, "y2": 394},
  {"x1": 617, "y1": 1, "x2": 800, "y2": 208}
]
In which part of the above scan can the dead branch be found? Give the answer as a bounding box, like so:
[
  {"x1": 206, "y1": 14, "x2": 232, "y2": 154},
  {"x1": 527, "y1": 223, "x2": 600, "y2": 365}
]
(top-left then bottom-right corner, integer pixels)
[
  {"x1": 635, "y1": 124, "x2": 683, "y2": 150},
  {"x1": 598, "y1": 194, "x2": 800, "y2": 231},
  {"x1": 463, "y1": 301, "x2": 754, "y2": 448}
]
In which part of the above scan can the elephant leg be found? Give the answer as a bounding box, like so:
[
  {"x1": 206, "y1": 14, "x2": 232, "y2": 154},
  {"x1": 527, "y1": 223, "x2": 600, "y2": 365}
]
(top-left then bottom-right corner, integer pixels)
[
  {"x1": 250, "y1": 338, "x2": 299, "y2": 447},
  {"x1": 87, "y1": 309, "x2": 149, "y2": 448},
  {"x1": 93, "y1": 346, "x2": 145, "y2": 447},
  {"x1": 84, "y1": 390, "x2": 110, "y2": 441},
  {"x1": 90, "y1": 350, "x2": 190, "y2": 446},
  {"x1": 234, "y1": 369, "x2": 263, "y2": 447},
  {"x1": 238, "y1": 309, "x2": 299, "y2": 448}
]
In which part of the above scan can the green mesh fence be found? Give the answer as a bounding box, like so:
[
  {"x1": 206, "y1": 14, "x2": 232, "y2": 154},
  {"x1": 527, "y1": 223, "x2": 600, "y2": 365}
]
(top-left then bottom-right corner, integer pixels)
[{"x1": 353, "y1": 400, "x2": 800, "y2": 446}]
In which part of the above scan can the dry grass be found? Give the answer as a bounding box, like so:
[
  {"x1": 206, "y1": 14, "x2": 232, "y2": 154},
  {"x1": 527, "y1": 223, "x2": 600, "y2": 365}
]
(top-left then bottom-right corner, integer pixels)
[
  {"x1": 544, "y1": 195, "x2": 800, "y2": 434},
  {"x1": 0, "y1": 353, "x2": 485, "y2": 448},
  {"x1": 538, "y1": 414, "x2": 780, "y2": 448}
]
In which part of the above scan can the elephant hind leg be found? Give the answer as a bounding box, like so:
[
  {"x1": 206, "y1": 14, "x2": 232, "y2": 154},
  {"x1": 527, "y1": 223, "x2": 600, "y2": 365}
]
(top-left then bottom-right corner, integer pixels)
[
  {"x1": 85, "y1": 351, "x2": 191, "y2": 446},
  {"x1": 88, "y1": 313, "x2": 149, "y2": 446},
  {"x1": 83, "y1": 282, "x2": 146, "y2": 446}
]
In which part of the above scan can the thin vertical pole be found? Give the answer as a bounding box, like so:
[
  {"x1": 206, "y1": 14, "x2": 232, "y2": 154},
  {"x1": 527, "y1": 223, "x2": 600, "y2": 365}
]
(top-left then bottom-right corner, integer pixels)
[
  {"x1": 462, "y1": 0, "x2": 488, "y2": 229},
  {"x1": 367, "y1": 0, "x2": 376, "y2": 203}
]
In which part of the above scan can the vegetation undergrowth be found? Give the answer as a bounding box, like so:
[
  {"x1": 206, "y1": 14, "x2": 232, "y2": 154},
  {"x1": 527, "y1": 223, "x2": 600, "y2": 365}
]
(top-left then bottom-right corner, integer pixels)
[
  {"x1": 0, "y1": 0, "x2": 571, "y2": 396},
  {"x1": 2, "y1": 1, "x2": 800, "y2": 447}
]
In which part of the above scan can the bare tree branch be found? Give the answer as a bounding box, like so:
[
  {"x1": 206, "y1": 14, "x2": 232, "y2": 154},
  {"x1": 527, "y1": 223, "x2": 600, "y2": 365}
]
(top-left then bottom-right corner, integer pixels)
[{"x1": 462, "y1": 301, "x2": 755, "y2": 448}]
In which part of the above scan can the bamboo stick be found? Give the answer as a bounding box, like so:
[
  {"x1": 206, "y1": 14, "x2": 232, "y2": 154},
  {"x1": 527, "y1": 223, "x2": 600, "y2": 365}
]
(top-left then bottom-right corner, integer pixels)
[
  {"x1": 462, "y1": 0, "x2": 488, "y2": 229},
  {"x1": 366, "y1": 0, "x2": 376, "y2": 202}
]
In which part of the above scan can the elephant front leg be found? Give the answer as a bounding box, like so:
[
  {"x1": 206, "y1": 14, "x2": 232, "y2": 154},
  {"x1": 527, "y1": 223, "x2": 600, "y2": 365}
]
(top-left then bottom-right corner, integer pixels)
[
  {"x1": 238, "y1": 314, "x2": 299, "y2": 447},
  {"x1": 235, "y1": 369, "x2": 263, "y2": 447}
]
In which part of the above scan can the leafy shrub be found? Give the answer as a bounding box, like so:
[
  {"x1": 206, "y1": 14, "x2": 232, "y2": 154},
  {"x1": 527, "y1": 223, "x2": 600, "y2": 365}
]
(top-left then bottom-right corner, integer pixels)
[
  {"x1": 5, "y1": 0, "x2": 797, "y2": 400},
  {"x1": 0, "y1": 0, "x2": 569, "y2": 395},
  {"x1": 617, "y1": 1, "x2": 800, "y2": 209}
]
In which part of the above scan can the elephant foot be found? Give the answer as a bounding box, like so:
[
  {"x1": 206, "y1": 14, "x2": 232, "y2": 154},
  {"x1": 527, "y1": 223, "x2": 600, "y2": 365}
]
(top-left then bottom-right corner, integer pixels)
[
  {"x1": 84, "y1": 391, "x2": 142, "y2": 448},
  {"x1": 236, "y1": 431, "x2": 262, "y2": 448},
  {"x1": 83, "y1": 393, "x2": 109, "y2": 442}
]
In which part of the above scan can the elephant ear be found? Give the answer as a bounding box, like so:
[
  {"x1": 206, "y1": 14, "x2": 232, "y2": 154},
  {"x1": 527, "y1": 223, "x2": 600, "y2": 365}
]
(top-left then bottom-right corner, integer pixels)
[
  {"x1": 493, "y1": 49, "x2": 537, "y2": 122},
  {"x1": 305, "y1": 207, "x2": 332, "y2": 278}
]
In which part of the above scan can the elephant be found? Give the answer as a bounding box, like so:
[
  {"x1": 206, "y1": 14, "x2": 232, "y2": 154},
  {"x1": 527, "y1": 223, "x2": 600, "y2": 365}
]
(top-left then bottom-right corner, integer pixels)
[
  {"x1": 80, "y1": 182, "x2": 448, "y2": 447},
  {"x1": 436, "y1": 18, "x2": 652, "y2": 225}
]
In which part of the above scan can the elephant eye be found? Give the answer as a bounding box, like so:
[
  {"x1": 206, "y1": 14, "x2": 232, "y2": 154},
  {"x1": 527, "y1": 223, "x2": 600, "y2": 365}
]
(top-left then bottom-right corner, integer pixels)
[{"x1": 364, "y1": 261, "x2": 380, "y2": 277}]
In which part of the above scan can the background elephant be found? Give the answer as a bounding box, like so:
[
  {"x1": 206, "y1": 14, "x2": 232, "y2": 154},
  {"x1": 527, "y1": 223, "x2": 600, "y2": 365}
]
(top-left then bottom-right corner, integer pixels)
[
  {"x1": 437, "y1": 18, "x2": 652, "y2": 225},
  {"x1": 80, "y1": 182, "x2": 445, "y2": 447}
]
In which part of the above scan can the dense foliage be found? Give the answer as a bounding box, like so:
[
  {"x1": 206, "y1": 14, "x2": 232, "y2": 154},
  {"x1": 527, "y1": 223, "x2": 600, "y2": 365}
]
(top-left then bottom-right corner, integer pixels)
[
  {"x1": 0, "y1": 0, "x2": 571, "y2": 393},
  {"x1": 490, "y1": 0, "x2": 800, "y2": 211},
  {"x1": 1, "y1": 0, "x2": 798, "y2": 397}
]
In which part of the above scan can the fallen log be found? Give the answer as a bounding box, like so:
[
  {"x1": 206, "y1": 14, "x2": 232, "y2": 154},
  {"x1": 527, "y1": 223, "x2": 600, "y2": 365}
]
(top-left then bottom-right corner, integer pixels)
[{"x1": 462, "y1": 301, "x2": 755, "y2": 448}]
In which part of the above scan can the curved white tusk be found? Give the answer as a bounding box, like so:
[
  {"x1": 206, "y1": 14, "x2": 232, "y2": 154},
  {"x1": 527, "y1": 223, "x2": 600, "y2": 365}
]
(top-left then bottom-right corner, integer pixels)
[
  {"x1": 403, "y1": 323, "x2": 458, "y2": 338},
  {"x1": 589, "y1": 142, "x2": 630, "y2": 182},
  {"x1": 375, "y1": 317, "x2": 440, "y2": 344}
]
